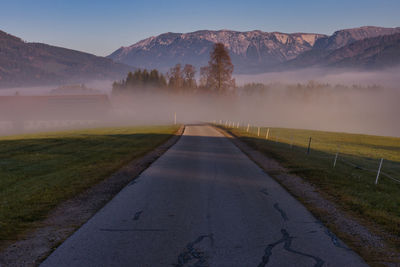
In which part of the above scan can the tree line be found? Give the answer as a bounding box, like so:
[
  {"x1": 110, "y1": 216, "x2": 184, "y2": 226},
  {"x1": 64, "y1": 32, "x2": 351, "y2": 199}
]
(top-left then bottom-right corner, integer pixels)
[{"x1": 112, "y1": 43, "x2": 235, "y2": 95}]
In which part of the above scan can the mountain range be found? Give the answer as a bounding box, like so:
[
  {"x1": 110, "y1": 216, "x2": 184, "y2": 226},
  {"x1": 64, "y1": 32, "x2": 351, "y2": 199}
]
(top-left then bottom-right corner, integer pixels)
[
  {"x1": 108, "y1": 26, "x2": 400, "y2": 73},
  {"x1": 108, "y1": 30, "x2": 326, "y2": 73},
  {"x1": 0, "y1": 26, "x2": 399, "y2": 87}
]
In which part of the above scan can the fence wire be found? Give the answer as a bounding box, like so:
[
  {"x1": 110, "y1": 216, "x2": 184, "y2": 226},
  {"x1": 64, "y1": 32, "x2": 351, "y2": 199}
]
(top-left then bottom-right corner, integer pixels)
[{"x1": 216, "y1": 123, "x2": 400, "y2": 185}]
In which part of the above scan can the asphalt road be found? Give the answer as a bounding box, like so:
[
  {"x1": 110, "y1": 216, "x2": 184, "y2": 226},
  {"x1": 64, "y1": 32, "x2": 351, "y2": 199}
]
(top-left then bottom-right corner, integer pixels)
[{"x1": 41, "y1": 125, "x2": 368, "y2": 267}]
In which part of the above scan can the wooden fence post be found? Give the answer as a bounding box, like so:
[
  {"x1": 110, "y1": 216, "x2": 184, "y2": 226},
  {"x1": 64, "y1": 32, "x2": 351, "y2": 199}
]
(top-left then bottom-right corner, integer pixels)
[{"x1": 307, "y1": 137, "x2": 312, "y2": 154}]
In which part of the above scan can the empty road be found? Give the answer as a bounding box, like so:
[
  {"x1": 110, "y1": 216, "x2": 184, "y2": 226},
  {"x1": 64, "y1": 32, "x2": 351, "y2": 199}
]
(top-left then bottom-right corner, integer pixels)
[{"x1": 41, "y1": 125, "x2": 367, "y2": 267}]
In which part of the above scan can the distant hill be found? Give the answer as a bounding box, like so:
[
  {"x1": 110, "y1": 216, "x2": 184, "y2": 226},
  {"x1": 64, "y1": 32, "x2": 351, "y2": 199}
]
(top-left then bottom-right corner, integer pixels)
[
  {"x1": 283, "y1": 31, "x2": 400, "y2": 70},
  {"x1": 0, "y1": 30, "x2": 131, "y2": 88},
  {"x1": 313, "y1": 26, "x2": 400, "y2": 51},
  {"x1": 324, "y1": 33, "x2": 400, "y2": 68},
  {"x1": 108, "y1": 26, "x2": 400, "y2": 73}
]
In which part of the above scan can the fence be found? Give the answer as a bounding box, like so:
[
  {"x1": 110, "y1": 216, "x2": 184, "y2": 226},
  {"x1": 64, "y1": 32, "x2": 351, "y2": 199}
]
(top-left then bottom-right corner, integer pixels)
[{"x1": 212, "y1": 120, "x2": 400, "y2": 186}]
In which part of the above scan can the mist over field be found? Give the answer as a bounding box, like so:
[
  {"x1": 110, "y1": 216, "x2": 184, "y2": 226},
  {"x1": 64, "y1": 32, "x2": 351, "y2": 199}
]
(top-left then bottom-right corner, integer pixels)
[
  {"x1": 111, "y1": 84, "x2": 399, "y2": 137},
  {"x1": 232, "y1": 67, "x2": 400, "y2": 137},
  {"x1": 0, "y1": 80, "x2": 114, "y2": 96},
  {"x1": 0, "y1": 67, "x2": 399, "y2": 137}
]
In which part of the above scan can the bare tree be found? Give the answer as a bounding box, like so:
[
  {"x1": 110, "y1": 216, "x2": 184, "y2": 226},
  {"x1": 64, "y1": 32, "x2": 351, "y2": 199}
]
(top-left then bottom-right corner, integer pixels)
[
  {"x1": 167, "y1": 64, "x2": 184, "y2": 91},
  {"x1": 183, "y1": 64, "x2": 197, "y2": 91},
  {"x1": 204, "y1": 43, "x2": 235, "y2": 94},
  {"x1": 199, "y1": 66, "x2": 210, "y2": 89}
]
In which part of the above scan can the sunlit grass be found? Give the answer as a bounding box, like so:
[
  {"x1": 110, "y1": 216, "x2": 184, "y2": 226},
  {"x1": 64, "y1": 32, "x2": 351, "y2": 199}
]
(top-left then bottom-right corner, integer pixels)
[{"x1": 226, "y1": 125, "x2": 400, "y2": 240}]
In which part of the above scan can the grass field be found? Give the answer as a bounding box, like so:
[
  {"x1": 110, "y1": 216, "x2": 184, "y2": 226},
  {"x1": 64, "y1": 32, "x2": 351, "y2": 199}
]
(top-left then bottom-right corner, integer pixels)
[
  {"x1": 0, "y1": 125, "x2": 179, "y2": 243},
  {"x1": 224, "y1": 125, "x2": 400, "y2": 243}
]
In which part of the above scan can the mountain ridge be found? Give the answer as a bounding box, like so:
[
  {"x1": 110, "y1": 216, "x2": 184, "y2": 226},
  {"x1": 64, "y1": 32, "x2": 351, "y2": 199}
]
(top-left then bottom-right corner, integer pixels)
[
  {"x1": 108, "y1": 26, "x2": 400, "y2": 73},
  {"x1": 324, "y1": 32, "x2": 400, "y2": 68},
  {"x1": 108, "y1": 29, "x2": 327, "y2": 73},
  {"x1": 1, "y1": 26, "x2": 399, "y2": 88},
  {"x1": 283, "y1": 31, "x2": 400, "y2": 70},
  {"x1": 313, "y1": 26, "x2": 400, "y2": 50}
]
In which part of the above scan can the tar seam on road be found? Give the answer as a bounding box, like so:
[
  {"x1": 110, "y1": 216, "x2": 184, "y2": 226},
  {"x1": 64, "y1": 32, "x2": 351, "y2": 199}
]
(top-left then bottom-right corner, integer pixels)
[
  {"x1": 99, "y1": 228, "x2": 167, "y2": 232},
  {"x1": 133, "y1": 210, "x2": 143, "y2": 221},
  {"x1": 273, "y1": 203, "x2": 289, "y2": 221},
  {"x1": 257, "y1": 229, "x2": 325, "y2": 267},
  {"x1": 260, "y1": 188, "x2": 269, "y2": 196},
  {"x1": 175, "y1": 234, "x2": 213, "y2": 267}
]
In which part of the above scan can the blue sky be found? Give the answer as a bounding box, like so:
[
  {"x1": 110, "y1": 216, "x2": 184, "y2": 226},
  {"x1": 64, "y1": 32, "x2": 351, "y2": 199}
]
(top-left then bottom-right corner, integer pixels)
[{"x1": 1, "y1": 0, "x2": 399, "y2": 56}]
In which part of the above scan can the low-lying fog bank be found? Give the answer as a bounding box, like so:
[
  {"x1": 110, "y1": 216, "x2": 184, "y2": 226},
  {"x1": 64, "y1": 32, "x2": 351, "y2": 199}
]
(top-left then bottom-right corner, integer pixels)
[
  {"x1": 0, "y1": 80, "x2": 114, "y2": 96},
  {"x1": 235, "y1": 67, "x2": 400, "y2": 88},
  {"x1": 109, "y1": 88, "x2": 400, "y2": 137},
  {"x1": 0, "y1": 70, "x2": 399, "y2": 138}
]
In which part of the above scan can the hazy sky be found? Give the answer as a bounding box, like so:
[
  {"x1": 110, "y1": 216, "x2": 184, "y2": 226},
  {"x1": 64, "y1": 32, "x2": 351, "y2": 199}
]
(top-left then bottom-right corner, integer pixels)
[{"x1": 1, "y1": 0, "x2": 399, "y2": 56}]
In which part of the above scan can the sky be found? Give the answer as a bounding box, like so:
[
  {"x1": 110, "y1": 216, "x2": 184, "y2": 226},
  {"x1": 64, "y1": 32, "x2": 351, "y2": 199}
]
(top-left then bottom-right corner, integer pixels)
[{"x1": 1, "y1": 0, "x2": 399, "y2": 56}]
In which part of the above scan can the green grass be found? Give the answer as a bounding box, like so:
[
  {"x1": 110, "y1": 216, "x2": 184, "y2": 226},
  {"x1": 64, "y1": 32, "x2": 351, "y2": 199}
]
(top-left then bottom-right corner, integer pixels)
[
  {"x1": 226, "y1": 125, "x2": 400, "y2": 241},
  {"x1": 0, "y1": 125, "x2": 179, "y2": 242}
]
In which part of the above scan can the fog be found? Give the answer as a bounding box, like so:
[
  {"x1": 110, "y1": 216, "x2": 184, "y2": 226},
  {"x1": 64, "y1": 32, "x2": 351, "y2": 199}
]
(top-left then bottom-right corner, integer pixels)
[
  {"x1": 0, "y1": 68, "x2": 399, "y2": 137},
  {"x1": 235, "y1": 67, "x2": 400, "y2": 88},
  {"x1": 231, "y1": 67, "x2": 400, "y2": 137},
  {"x1": 0, "y1": 80, "x2": 114, "y2": 96},
  {"x1": 110, "y1": 86, "x2": 399, "y2": 137},
  {"x1": 233, "y1": 86, "x2": 400, "y2": 137}
]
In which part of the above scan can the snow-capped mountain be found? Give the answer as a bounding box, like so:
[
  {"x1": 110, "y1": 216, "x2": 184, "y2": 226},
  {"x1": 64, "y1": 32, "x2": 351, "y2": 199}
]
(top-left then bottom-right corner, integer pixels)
[
  {"x1": 108, "y1": 30, "x2": 326, "y2": 73},
  {"x1": 108, "y1": 27, "x2": 400, "y2": 73}
]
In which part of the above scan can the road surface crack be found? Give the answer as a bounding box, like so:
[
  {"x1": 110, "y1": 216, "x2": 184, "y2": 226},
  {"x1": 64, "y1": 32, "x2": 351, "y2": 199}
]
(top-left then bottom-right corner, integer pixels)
[
  {"x1": 99, "y1": 228, "x2": 166, "y2": 232},
  {"x1": 258, "y1": 229, "x2": 324, "y2": 267},
  {"x1": 175, "y1": 234, "x2": 213, "y2": 267},
  {"x1": 274, "y1": 203, "x2": 289, "y2": 221},
  {"x1": 128, "y1": 180, "x2": 137, "y2": 186},
  {"x1": 134, "y1": 210, "x2": 143, "y2": 220},
  {"x1": 260, "y1": 188, "x2": 269, "y2": 196}
]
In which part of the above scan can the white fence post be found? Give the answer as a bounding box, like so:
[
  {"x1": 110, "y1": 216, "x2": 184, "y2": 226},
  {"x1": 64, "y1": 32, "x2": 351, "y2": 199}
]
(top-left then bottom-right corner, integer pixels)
[
  {"x1": 247, "y1": 123, "x2": 250, "y2": 132},
  {"x1": 266, "y1": 128, "x2": 269, "y2": 140},
  {"x1": 375, "y1": 158, "x2": 384, "y2": 185},
  {"x1": 333, "y1": 152, "x2": 339, "y2": 168},
  {"x1": 257, "y1": 127, "x2": 260, "y2": 137},
  {"x1": 174, "y1": 112, "x2": 177, "y2": 125},
  {"x1": 333, "y1": 145, "x2": 340, "y2": 168}
]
